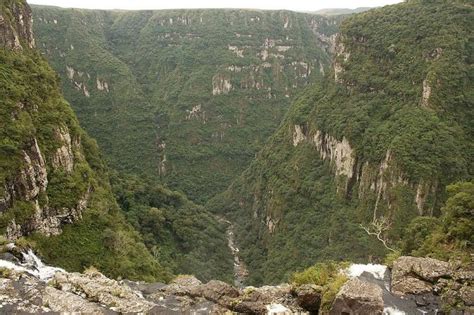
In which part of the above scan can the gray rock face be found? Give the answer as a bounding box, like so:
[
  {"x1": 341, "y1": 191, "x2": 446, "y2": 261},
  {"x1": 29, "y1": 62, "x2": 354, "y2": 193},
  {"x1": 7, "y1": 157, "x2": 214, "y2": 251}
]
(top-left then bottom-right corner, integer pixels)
[
  {"x1": 329, "y1": 278, "x2": 384, "y2": 315},
  {"x1": 0, "y1": 253, "x2": 471, "y2": 314},
  {"x1": 51, "y1": 126, "x2": 78, "y2": 173},
  {"x1": 189, "y1": 279, "x2": 240, "y2": 308},
  {"x1": 0, "y1": 262, "x2": 307, "y2": 315},
  {"x1": 392, "y1": 256, "x2": 451, "y2": 295},
  {"x1": 460, "y1": 285, "x2": 474, "y2": 306},
  {"x1": 43, "y1": 286, "x2": 108, "y2": 314},
  {"x1": 391, "y1": 256, "x2": 474, "y2": 313},
  {"x1": 13, "y1": 139, "x2": 48, "y2": 203},
  {"x1": 51, "y1": 269, "x2": 155, "y2": 313},
  {"x1": 3, "y1": 135, "x2": 91, "y2": 240},
  {"x1": 0, "y1": 0, "x2": 35, "y2": 50},
  {"x1": 0, "y1": 0, "x2": 91, "y2": 241}
]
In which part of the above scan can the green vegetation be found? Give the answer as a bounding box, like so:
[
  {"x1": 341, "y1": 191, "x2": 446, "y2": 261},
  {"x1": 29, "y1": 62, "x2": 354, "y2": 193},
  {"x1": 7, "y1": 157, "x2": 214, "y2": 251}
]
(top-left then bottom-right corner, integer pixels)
[
  {"x1": 31, "y1": 6, "x2": 340, "y2": 203},
  {"x1": 400, "y1": 181, "x2": 473, "y2": 262},
  {"x1": 209, "y1": 0, "x2": 473, "y2": 284},
  {"x1": 291, "y1": 261, "x2": 349, "y2": 311},
  {"x1": 29, "y1": 181, "x2": 173, "y2": 282},
  {"x1": 2, "y1": 0, "x2": 471, "y2": 288},
  {"x1": 0, "y1": 1, "x2": 170, "y2": 282},
  {"x1": 111, "y1": 173, "x2": 233, "y2": 282}
]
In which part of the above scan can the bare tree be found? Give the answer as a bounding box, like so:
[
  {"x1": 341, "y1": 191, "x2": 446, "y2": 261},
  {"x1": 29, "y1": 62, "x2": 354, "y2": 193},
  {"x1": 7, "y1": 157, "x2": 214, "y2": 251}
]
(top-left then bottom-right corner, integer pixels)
[{"x1": 360, "y1": 216, "x2": 397, "y2": 252}]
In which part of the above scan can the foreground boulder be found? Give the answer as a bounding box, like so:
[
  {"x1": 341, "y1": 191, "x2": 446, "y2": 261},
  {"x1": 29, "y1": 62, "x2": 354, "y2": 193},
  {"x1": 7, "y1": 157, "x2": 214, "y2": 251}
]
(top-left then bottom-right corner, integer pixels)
[
  {"x1": 329, "y1": 278, "x2": 383, "y2": 315},
  {"x1": 51, "y1": 268, "x2": 155, "y2": 313},
  {"x1": 0, "y1": 267, "x2": 308, "y2": 314},
  {"x1": 391, "y1": 256, "x2": 474, "y2": 313},
  {"x1": 392, "y1": 256, "x2": 451, "y2": 295},
  {"x1": 0, "y1": 272, "x2": 108, "y2": 314},
  {"x1": 1, "y1": 252, "x2": 471, "y2": 314}
]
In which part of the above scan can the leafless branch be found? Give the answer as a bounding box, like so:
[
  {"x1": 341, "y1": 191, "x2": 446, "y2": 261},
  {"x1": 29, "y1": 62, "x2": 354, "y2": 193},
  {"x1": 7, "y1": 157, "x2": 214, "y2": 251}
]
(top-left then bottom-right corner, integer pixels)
[{"x1": 360, "y1": 216, "x2": 397, "y2": 252}]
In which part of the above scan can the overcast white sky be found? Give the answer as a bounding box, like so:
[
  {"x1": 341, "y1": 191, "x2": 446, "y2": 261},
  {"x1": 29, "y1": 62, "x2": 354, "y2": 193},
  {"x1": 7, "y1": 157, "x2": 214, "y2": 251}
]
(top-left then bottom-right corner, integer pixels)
[{"x1": 27, "y1": 0, "x2": 403, "y2": 11}]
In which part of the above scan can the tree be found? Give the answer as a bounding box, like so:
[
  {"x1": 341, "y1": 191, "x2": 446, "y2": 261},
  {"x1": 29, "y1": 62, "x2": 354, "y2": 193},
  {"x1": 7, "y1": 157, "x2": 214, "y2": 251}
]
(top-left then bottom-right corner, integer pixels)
[{"x1": 360, "y1": 216, "x2": 397, "y2": 252}]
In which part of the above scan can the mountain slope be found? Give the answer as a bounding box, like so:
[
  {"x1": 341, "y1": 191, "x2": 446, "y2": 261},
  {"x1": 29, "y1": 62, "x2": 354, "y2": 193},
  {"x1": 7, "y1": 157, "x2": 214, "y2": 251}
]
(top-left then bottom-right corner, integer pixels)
[
  {"x1": 313, "y1": 7, "x2": 373, "y2": 16},
  {"x1": 31, "y1": 6, "x2": 341, "y2": 202},
  {"x1": 0, "y1": 0, "x2": 170, "y2": 282},
  {"x1": 209, "y1": 0, "x2": 473, "y2": 285}
]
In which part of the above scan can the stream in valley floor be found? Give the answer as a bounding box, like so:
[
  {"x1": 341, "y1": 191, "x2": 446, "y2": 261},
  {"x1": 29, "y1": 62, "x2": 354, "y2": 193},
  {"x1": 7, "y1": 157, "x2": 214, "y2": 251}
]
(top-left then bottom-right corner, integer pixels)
[{"x1": 217, "y1": 216, "x2": 249, "y2": 287}]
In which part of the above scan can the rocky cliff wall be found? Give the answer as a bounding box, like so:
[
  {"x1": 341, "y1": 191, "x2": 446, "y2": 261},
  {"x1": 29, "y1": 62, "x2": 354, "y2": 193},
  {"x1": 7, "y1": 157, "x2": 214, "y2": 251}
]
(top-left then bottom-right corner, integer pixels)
[
  {"x1": 0, "y1": 1, "x2": 92, "y2": 240},
  {"x1": 0, "y1": 0, "x2": 35, "y2": 50}
]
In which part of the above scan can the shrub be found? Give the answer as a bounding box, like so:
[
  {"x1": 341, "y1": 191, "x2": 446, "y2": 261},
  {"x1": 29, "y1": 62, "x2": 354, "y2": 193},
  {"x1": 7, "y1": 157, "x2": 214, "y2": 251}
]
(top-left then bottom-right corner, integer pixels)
[{"x1": 291, "y1": 261, "x2": 349, "y2": 311}]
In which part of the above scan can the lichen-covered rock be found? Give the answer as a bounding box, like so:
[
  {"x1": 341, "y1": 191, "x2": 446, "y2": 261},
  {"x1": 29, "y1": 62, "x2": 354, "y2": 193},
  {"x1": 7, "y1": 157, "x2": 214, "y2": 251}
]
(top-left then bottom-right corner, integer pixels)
[
  {"x1": 329, "y1": 278, "x2": 383, "y2": 315},
  {"x1": 161, "y1": 274, "x2": 202, "y2": 296},
  {"x1": 460, "y1": 285, "x2": 474, "y2": 306},
  {"x1": 51, "y1": 269, "x2": 155, "y2": 313},
  {"x1": 233, "y1": 300, "x2": 268, "y2": 314},
  {"x1": 232, "y1": 284, "x2": 300, "y2": 314},
  {"x1": 43, "y1": 286, "x2": 107, "y2": 314},
  {"x1": 189, "y1": 279, "x2": 240, "y2": 306},
  {"x1": 392, "y1": 256, "x2": 451, "y2": 295}
]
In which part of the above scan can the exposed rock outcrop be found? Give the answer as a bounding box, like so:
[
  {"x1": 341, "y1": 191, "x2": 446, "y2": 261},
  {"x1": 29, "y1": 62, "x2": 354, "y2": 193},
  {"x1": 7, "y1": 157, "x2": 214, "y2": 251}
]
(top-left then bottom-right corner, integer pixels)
[
  {"x1": 1, "y1": 0, "x2": 91, "y2": 241},
  {"x1": 330, "y1": 278, "x2": 384, "y2": 315},
  {"x1": 13, "y1": 138, "x2": 48, "y2": 202},
  {"x1": 51, "y1": 126, "x2": 75, "y2": 173},
  {"x1": 0, "y1": 0, "x2": 35, "y2": 50},
  {"x1": 51, "y1": 269, "x2": 156, "y2": 313},
  {"x1": 292, "y1": 123, "x2": 437, "y2": 217},
  {"x1": 333, "y1": 35, "x2": 350, "y2": 83},
  {"x1": 0, "y1": 256, "x2": 308, "y2": 314},
  {"x1": 391, "y1": 256, "x2": 474, "y2": 313},
  {"x1": 292, "y1": 125, "x2": 356, "y2": 192},
  {"x1": 212, "y1": 74, "x2": 232, "y2": 95},
  {"x1": 2, "y1": 132, "x2": 90, "y2": 239},
  {"x1": 421, "y1": 78, "x2": 432, "y2": 107},
  {"x1": 96, "y1": 77, "x2": 110, "y2": 92},
  {"x1": 392, "y1": 256, "x2": 451, "y2": 295},
  {"x1": 1, "y1": 251, "x2": 471, "y2": 314}
]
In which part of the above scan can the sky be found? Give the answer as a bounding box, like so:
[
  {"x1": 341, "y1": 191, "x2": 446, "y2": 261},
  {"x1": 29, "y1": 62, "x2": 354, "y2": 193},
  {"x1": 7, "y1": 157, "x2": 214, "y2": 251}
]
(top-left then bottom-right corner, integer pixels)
[{"x1": 27, "y1": 0, "x2": 403, "y2": 11}]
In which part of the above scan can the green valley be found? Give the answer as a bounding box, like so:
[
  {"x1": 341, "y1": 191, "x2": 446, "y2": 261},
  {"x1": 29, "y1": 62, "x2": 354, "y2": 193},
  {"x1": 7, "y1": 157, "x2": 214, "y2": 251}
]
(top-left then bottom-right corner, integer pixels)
[
  {"x1": 1, "y1": 0, "x2": 232, "y2": 283},
  {"x1": 0, "y1": 1, "x2": 471, "y2": 312},
  {"x1": 31, "y1": 6, "x2": 341, "y2": 203},
  {"x1": 0, "y1": 0, "x2": 169, "y2": 282},
  {"x1": 208, "y1": 0, "x2": 473, "y2": 284}
]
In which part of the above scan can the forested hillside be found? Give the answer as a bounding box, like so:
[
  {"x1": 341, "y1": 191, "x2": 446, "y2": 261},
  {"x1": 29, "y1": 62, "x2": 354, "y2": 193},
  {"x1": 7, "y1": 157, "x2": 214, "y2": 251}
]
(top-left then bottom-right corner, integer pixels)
[
  {"x1": 1, "y1": 0, "x2": 232, "y2": 283},
  {"x1": 0, "y1": 0, "x2": 169, "y2": 282},
  {"x1": 31, "y1": 6, "x2": 341, "y2": 202},
  {"x1": 208, "y1": 0, "x2": 474, "y2": 285}
]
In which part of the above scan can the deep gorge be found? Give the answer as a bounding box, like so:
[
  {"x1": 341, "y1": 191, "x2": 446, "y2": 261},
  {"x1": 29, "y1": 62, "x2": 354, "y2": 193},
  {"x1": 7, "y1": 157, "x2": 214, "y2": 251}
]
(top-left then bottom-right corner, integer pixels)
[{"x1": 0, "y1": 0, "x2": 472, "y2": 313}]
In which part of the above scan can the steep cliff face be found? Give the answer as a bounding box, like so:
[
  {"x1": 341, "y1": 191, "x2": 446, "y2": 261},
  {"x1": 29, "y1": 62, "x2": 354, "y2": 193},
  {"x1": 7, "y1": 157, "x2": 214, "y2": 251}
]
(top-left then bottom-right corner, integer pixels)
[
  {"x1": 31, "y1": 6, "x2": 342, "y2": 202},
  {"x1": 0, "y1": 0, "x2": 87, "y2": 239},
  {"x1": 0, "y1": 0, "x2": 170, "y2": 282},
  {"x1": 0, "y1": 0, "x2": 35, "y2": 50},
  {"x1": 209, "y1": 0, "x2": 473, "y2": 285}
]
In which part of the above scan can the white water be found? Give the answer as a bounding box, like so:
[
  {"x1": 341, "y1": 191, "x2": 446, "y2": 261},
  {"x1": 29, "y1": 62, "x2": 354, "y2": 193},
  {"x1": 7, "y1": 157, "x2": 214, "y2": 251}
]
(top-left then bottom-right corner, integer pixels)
[
  {"x1": 346, "y1": 263, "x2": 407, "y2": 315},
  {"x1": 383, "y1": 306, "x2": 406, "y2": 315},
  {"x1": 346, "y1": 263, "x2": 387, "y2": 280},
  {"x1": 0, "y1": 245, "x2": 64, "y2": 281},
  {"x1": 266, "y1": 303, "x2": 291, "y2": 315}
]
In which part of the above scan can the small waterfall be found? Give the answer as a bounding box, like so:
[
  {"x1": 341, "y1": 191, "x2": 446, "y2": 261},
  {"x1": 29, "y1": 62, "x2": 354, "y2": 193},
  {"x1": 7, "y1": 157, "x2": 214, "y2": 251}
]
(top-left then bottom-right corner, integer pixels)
[
  {"x1": 346, "y1": 263, "x2": 440, "y2": 315},
  {"x1": 0, "y1": 244, "x2": 64, "y2": 281},
  {"x1": 346, "y1": 263, "x2": 387, "y2": 280}
]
